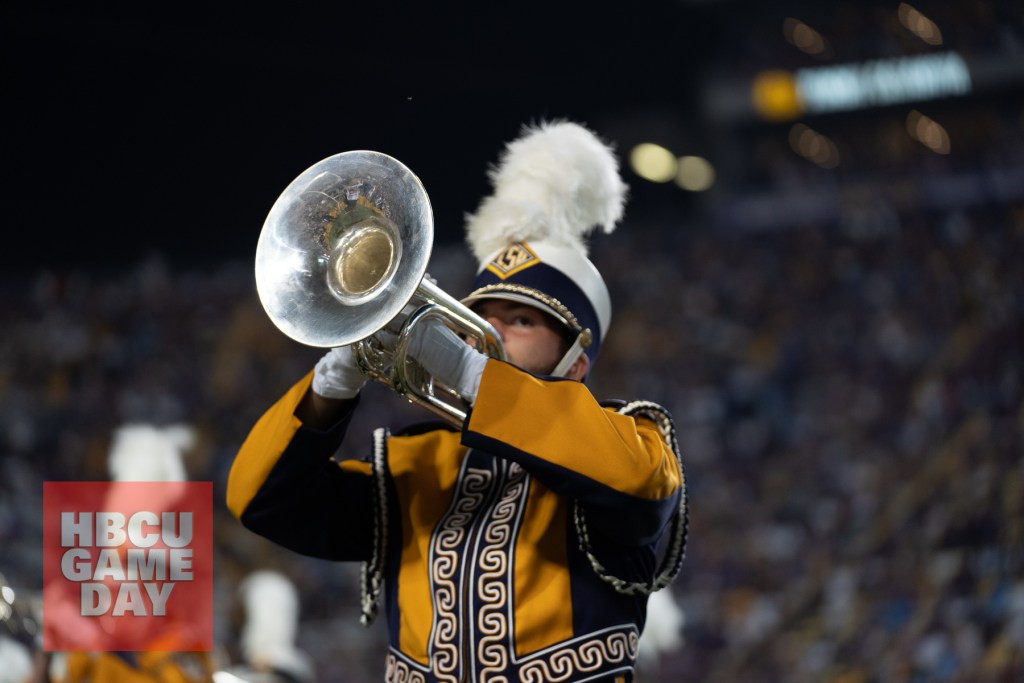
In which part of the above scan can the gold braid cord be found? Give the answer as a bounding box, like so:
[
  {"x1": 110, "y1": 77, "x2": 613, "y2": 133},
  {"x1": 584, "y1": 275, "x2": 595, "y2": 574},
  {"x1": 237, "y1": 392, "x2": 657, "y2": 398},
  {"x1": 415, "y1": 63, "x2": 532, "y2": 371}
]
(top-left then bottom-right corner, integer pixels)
[
  {"x1": 574, "y1": 401, "x2": 689, "y2": 596},
  {"x1": 360, "y1": 427, "x2": 390, "y2": 626}
]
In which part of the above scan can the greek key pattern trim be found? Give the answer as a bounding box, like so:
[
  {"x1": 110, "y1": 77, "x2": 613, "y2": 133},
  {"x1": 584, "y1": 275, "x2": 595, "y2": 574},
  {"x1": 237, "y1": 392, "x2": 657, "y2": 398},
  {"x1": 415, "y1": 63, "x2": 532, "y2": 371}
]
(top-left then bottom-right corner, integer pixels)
[
  {"x1": 428, "y1": 458, "x2": 495, "y2": 682},
  {"x1": 394, "y1": 449, "x2": 646, "y2": 682},
  {"x1": 476, "y1": 462, "x2": 527, "y2": 681},
  {"x1": 385, "y1": 652, "x2": 427, "y2": 683},
  {"x1": 517, "y1": 627, "x2": 639, "y2": 683}
]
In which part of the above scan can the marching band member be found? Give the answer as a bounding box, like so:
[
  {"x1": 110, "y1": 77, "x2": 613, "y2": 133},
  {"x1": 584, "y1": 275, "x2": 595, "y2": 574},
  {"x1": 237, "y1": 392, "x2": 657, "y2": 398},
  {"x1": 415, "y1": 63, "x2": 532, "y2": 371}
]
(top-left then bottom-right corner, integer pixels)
[
  {"x1": 214, "y1": 570, "x2": 314, "y2": 683},
  {"x1": 228, "y1": 121, "x2": 688, "y2": 682},
  {"x1": 52, "y1": 424, "x2": 214, "y2": 683}
]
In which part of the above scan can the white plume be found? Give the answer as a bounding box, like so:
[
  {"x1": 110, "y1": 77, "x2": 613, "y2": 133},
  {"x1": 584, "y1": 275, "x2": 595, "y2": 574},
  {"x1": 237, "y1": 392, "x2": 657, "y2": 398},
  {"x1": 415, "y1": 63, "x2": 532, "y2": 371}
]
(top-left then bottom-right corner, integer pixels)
[
  {"x1": 107, "y1": 423, "x2": 194, "y2": 482},
  {"x1": 0, "y1": 636, "x2": 33, "y2": 683},
  {"x1": 239, "y1": 570, "x2": 313, "y2": 682},
  {"x1": 465, "y1": 120, "x2": 628, "y2": 262},
  {"x1": 638, "y1": 587, "x2": 685, "y2": 669}
]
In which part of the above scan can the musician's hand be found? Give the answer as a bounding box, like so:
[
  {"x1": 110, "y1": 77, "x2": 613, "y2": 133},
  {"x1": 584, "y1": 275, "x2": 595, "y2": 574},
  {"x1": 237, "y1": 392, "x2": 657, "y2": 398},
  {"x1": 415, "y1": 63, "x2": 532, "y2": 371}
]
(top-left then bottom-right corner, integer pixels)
[
  {"x1": 406, "y1": 318, "x2": 488, "y2": 404},
  {"x1": 311, "y1": 345, "x2": 367, "y2": 399}
]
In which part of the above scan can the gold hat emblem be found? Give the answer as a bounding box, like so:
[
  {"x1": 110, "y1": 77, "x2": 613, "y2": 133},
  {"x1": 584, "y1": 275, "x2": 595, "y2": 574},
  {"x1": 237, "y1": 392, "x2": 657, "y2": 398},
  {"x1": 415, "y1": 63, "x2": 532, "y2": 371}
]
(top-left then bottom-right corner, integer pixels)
[{"x1": 485, "y1": 242, "x2": 540, "y2": 279}]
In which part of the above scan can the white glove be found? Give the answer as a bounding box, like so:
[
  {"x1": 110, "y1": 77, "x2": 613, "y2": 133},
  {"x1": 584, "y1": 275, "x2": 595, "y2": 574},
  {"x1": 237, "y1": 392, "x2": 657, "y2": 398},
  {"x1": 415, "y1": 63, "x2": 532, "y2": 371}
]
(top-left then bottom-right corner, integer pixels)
[
  {"x1": 406, "y1": 318, "x2": 488, "y2": 404},
  {"x1": 311, "y1": 345, "x2": 367, "y2": 399}
]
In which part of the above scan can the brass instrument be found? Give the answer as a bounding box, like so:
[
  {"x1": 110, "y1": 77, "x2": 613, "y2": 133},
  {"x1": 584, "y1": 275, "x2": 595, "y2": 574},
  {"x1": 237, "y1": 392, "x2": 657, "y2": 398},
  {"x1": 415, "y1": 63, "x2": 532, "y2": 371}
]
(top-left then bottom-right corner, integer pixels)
[{"x1": 254, "y1": 151, "x2": 506, "y2": 425}]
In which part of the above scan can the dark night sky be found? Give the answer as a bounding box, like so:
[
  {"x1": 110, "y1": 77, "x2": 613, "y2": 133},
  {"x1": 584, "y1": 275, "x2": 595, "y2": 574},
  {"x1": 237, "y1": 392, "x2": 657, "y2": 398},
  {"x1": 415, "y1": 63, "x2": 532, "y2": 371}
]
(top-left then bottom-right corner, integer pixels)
[{"x1": 6, "y1": 2, "x2": 728, "y2": 271}]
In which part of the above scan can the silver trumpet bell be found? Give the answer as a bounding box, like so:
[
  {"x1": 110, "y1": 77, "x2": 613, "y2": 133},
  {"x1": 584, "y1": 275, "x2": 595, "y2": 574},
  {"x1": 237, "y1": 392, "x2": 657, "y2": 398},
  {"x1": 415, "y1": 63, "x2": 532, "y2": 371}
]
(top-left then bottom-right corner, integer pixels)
[{"x1": 255, "y1": 150, "x2": 507, "y2": 425}]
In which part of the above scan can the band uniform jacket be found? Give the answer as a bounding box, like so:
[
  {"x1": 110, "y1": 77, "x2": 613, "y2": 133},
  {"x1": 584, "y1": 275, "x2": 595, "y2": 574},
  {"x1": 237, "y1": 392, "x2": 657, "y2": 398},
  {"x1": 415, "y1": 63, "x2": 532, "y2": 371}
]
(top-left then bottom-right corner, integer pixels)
[{"x1": 228, "y1": 359, "x2": 687, "y2": 683}]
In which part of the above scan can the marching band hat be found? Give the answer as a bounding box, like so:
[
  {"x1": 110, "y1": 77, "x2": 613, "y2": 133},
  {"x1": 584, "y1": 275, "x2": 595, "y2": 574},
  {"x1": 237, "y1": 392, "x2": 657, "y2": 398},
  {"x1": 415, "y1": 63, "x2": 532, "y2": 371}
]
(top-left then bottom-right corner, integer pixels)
[{"x1": 461, "y1": 120, "x2": 628, "y2": 369}]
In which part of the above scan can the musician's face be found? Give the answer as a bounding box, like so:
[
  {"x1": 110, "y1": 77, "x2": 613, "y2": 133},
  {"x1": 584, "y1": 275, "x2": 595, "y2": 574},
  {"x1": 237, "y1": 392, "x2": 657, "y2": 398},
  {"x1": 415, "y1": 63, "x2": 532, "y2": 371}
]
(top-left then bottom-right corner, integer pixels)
[{"x1": 471, "y1": 299, "x2": 587, "y2": 380}]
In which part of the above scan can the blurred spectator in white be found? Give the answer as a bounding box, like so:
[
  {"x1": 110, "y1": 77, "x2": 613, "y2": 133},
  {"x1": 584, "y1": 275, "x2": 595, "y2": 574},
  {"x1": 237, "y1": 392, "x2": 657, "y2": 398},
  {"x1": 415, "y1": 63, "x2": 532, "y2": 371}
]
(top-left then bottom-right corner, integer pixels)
[{"x1": 216, "y1": 570, "x2": 313, "y2": 683}]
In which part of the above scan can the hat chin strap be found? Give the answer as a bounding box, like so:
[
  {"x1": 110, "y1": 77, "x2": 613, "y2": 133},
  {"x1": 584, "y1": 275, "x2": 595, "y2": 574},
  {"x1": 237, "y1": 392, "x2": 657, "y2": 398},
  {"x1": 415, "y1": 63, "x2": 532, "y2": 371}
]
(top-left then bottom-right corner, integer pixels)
[{"x1": 551, "y1": 331, "x2": 589, "y2": 378}]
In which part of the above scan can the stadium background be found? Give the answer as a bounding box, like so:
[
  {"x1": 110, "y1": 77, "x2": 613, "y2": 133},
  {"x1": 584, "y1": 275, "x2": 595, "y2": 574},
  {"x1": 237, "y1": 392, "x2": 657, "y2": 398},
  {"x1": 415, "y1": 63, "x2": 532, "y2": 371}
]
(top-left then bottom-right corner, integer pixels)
[{"x1": 3, "y1": 1, "x2": 1023, "y2": 681}]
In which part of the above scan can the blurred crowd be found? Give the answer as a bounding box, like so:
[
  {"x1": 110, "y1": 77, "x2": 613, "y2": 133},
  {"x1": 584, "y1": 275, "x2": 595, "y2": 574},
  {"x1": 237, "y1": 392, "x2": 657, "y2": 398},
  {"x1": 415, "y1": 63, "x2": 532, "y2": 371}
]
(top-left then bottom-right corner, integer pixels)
[
  {"x1": 1, "y1": 195, "x2": 1022, "y2": 682},
  {"x1": 594, "y1": 200, "x2": 1023, "y2": 682}
]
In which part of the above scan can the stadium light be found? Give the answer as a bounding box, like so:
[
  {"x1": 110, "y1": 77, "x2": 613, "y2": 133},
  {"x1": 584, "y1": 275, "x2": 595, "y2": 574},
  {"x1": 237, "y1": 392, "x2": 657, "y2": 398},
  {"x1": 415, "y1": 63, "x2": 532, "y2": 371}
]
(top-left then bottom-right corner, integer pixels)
[
  {"x1": 676, "y1": 156, "x2": 716, "y2": 191},
  {"x1": 630, "y1": 143, "x2": 678, "y2": 183},
  {"x1": 898, "y1": 3, "x2": 943, "y2": 46}
]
